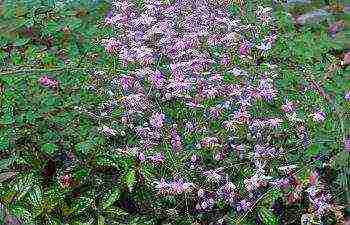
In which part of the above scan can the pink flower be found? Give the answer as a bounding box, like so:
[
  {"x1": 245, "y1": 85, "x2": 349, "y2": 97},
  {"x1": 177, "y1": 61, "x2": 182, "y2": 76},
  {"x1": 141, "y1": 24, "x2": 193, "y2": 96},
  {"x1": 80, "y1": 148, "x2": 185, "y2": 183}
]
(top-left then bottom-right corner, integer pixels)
[
  {"x1": 119, "y1": 75, "x2": 134, "y2": 90},
  {"x1": 154, "y1": 178, "x2": 169, "y2": 194},
  {"x1": 311, "y1": 111, "x2": 326, "y2": 123},
  {"x1": 59, "y1": 173, "x2": 73, "y2": 188},
  {"x1": 171, "y1": 126, "x2": 182, "y2": 152},
  {"x1": 147, "y1": 153, "x2": 164, "y2": 164},
  {"x1": 169, "y1": 179, "x2": 193, "y2": 194},
  {"x1": 38, "y1": 76, "x2": 58, "y2": 89},
  {"x1": 268, "y1": 118, "x2": 283, "y2": 127},
  {"x1": 281, "y1": 100, "x2": 295, "y2": 113},
  {"x1": 138, "y1": 152, "x2": 146, "y2": 162},
  {"x1": 191, "y1": 154, "x2": 198, "y2": 163},
  {"x1": 237, "y1": 199, "x2": 252, "y2": 212},
  {"x1": 102, "y1": 37, "x2": 120, "y2": 53},
  {"x1": 220, "y1": 55, "x2": 230, "y2": 66},
  {"x1": 238, "y1": 41, "x2": 251, "y2": 56},
  {"x1": 149, "y1": 112, "x2": 165, "y2": 128}
]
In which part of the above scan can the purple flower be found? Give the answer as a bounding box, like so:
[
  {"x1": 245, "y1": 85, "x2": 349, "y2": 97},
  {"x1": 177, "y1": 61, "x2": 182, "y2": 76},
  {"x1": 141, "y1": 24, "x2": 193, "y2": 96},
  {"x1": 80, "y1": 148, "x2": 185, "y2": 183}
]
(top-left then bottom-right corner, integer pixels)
[
  {"x1": 119, "y1": 75, "x2": 134, "y2": 90},
  {"x1": 150, "y1": 112, "x2": 165, "y2": 128},
  {"x1": 149, "y1": 70, "x2": 165, "y2": 88},
  {"x1": 102, "y1": 37, "x2": 120, "y2": 53},
  {"x1": 169, "y1": 178, "x2": 193, "y2": 195},
  {"x1": 171, "y1": 126, "x2": 182, "y2": 152},
  {"x1": 345, "y1": 91, "x2": 350, "y2": 101},
  {"x1": 236, "y1": 199, "x2": 252, "y2": 212},
  {"x1": 344, "y1": 138, "x2": 350, "y2": 152},
  {"x1": 147, "y1": 153, "x2": 164, "y2": 164},
  {"x1": 138, "y1": 152, "x2": 146, "y2": 162},
  {"x1": 191, "y1": 154, "x2": 198, "y2": 163},
  {"x1": 238, "y1": 41, "x2": 251, "y2": 56},
  {"x1": 311, "y1": 111, "x2": 326, "y2": 123}
]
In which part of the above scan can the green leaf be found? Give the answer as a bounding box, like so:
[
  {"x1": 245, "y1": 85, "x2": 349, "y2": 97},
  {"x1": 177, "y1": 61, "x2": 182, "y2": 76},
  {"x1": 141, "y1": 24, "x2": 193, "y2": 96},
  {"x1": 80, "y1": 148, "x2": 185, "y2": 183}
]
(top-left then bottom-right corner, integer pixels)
[
  {"x1": 9, "y1": 205, "x2": 33, "y2": 223},
  {"x1": 258, "y1": 207, "x2": 279, "y2": 225},
  {"x1": 75, "y1": 141, "x2": 93, "y2": 155},
  {"x1": 65, "y1": 17, "x2": 82, "y2": 30},
  {"x1": 14, "y1": 37, "x2": 30, "y2": 47},
  {"x1": 125, "y1": 170, "x2": 136, "y2": 192},
  {"x1": 97, "y1": 215, "x2": 105, "y2": 225},
  {"x1": 72, "y1": 197, "x2": 93, "y2": 214},
  {"x1": 1, "y1": 106, "x2": 14, "y2": 125},
  {"x1": 41, "y1": 143, "x2": 59, "y2": 156},
  {"x1": 103, "y1": 206, "x2": 128, "y2": 218},
  {"x1": 28, "y1": 185, "x2": 42, "y2": 208},
  {"x1": 101, "y1": 187, "x2": 120, "y2": 209},
  {"x1": 305, "y1": 144, "x2": 320, "y2": 157},
  {"x1": 14, "y1": 173, "x2": 34, "y2": 201},
  {"x1": 0, "y1": 136, "x2": 10, "y2": 151}
]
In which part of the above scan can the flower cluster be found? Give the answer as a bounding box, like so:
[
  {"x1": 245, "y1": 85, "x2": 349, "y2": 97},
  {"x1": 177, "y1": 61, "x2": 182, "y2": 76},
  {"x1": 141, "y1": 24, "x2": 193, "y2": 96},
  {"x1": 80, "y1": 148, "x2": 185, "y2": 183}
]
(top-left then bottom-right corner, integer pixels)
[
  {"x1": 38, "y1": 76, "x2": 59, "y2": 89},
  {"x1": 91, "y1": 0, "x2": 343, "y2": 222}
]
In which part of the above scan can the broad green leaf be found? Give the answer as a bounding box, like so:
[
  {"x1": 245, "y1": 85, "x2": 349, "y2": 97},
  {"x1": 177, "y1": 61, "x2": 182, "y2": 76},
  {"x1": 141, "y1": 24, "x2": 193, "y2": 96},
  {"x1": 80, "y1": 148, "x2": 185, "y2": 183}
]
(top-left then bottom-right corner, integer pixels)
[{"x1": 14, "y1": 37, "x2": 30, "y2": 47}]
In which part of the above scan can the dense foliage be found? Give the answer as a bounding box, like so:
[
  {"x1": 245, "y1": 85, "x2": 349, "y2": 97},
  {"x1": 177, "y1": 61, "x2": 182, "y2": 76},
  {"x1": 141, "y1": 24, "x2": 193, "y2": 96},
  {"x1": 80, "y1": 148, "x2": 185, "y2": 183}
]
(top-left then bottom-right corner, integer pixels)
[{"x1": 0, "y1": 0, "x2": 349, "y2": 224}]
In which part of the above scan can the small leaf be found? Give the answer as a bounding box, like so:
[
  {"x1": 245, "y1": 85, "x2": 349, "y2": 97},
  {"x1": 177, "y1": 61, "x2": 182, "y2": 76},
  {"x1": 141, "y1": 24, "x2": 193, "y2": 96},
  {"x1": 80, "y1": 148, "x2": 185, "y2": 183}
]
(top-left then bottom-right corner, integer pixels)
[
  {"x1": 125, "y1": 170, "x2": 136, "y2": 192},
  {"x1": 14, "y1": 173, "x2": 34, "y2": 201},
  {"x1": 101, "y1": 187, "x2": 120, "y2": 209}
]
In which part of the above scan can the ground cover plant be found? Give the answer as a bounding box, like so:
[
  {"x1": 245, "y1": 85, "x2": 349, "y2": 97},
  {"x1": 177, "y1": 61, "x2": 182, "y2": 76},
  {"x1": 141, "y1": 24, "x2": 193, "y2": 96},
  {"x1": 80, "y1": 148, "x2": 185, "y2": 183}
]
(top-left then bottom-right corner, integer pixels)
[{"x1": 0, "y1": 0, "x2": 349, "y2": 224}]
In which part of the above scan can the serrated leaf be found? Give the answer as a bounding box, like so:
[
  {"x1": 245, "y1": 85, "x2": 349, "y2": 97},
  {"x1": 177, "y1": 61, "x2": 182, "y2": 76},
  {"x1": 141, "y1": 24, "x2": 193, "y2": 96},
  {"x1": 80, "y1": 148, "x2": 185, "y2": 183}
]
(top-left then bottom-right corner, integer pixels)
[
  {"x1": 101, "y1": 187, "x2": 120, "y2": 209},
  {"x1": 9, "y1": 204, "x2": 33, "y2": 224}
]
